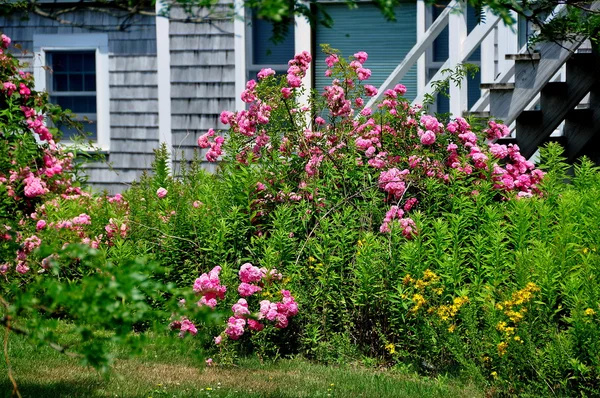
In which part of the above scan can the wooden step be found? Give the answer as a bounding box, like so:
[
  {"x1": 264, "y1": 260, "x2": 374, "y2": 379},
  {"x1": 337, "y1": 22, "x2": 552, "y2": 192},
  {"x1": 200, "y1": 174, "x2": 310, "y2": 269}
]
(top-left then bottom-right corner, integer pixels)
[
  {"x1": 513, "y1": 53, "x2": 600, "y2": 158},
  {"x1": 480, "y1": 83, "x2": 515, "y2": 90},
  {"x1": 564, "y1": 84, "x2": 600, "y2": 163},
  {"x1": 505, "y1": 52, "x2": 541, "y2": 61}
]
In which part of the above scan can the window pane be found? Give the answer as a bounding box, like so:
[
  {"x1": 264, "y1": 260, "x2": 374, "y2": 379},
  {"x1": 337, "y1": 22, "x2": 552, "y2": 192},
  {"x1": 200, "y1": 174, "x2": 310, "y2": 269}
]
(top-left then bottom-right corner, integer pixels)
[
  {"x1": 83, "y1": 53, "x2": 95, "y2": 72},
  {"x1": 58, "y1": 121, "x2": 97, "y2": 142},
  {"x1": 53, "y1": 95, "x2": 97, "y2": 113},
  {"x1": 70, "y1": 53, "x2": 83, "y2": 72},
  {"x1": 84, "y1": 74, "x2": 96, "y2": 91},
  {"x1": 252, "y1": 16, "x2": 295, "y2": 65},
  {"x1": 53, "y1": 74, "x2": 69, "y2": 91},
  {"x1": 69, "y1": 74, "x2": 83, "y2": 91},
  {"x1": 52, "y1": 53, "x2": 68, "y2": 72}
]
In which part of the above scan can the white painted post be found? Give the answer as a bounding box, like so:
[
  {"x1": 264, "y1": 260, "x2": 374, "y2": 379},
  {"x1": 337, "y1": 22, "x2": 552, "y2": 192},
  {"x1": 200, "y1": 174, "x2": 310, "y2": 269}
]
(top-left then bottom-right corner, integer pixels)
[
  {"x1": 497, "y1": 11, "x2": 518, "y2": 83},
  {"x1": 448, "y1": 0, "x2": 467, "y2": 116},
  {"x1": 234, "y1": 0, "x2": 246, "y2": 112},
  {"x1": 416, "y1": 0, "x2": 426, "y2": 96},
  {"x1": 295, "y1": 6, "x2": 312, "y2": 114},
  {"x1": 155, "y1": 0, "x2": 172, "y2": 170}
]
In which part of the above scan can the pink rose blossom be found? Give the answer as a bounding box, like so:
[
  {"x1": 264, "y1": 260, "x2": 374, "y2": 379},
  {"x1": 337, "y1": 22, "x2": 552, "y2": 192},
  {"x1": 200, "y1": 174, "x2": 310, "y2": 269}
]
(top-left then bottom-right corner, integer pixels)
[{"x1": 156, "y1": 187, "x2": 168, "y2": 198}]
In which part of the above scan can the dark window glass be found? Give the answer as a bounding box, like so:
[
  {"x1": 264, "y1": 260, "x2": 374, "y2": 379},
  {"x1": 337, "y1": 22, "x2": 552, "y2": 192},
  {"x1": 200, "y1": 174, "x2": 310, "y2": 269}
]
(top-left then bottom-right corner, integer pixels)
[
  {"x1": 47, "y1": 51, "x2": 97, "y2": 141},
  {"x1": 252, "y1": 17, "x2": 295, "y2": 65},
  {"x1": 247, "y1": 11, "x2": 295, "y2": 81}
]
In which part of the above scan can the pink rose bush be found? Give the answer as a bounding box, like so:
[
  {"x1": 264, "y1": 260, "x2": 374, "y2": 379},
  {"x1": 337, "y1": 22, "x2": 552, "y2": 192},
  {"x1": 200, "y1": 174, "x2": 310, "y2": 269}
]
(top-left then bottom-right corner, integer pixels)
[
  {"x1": 201, "y1": 48, "x2": 544, "y2": 239},
  {"x1": 172, "y1": 262, "x2": 297, "y2": 345}
]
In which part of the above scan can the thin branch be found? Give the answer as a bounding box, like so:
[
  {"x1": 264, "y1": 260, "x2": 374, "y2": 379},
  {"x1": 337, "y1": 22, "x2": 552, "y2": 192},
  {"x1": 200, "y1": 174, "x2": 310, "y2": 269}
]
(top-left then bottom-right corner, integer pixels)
[
  {"x1": 127, "y1": 219, "x2": 201, "y2": 248},
  {"x1": 31, "y1": 6, "x2": 133, "y2": 31}
]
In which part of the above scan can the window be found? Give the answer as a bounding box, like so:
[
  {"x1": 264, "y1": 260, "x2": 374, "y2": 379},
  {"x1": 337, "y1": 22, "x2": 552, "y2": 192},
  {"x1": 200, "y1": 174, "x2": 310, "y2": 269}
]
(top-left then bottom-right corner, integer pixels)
[
  {"x1": 246, "y1": 11, "x2": 295, "y2": 82},
  {"x1": 33, "y1": 34, "x2": 110, "y2": 151},
  {"x1": 314, "y1": 2, "x2": 418, "y2": 99},
  {"x1": 47, "y1": 51, "x2": 98, "y2": 141}
]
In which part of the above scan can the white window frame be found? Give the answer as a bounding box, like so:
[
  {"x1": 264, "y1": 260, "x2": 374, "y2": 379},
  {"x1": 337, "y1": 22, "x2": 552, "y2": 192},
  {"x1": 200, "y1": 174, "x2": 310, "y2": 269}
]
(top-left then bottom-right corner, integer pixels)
[{"x1": 33, "y1": 33, "x2": 110, "y2": 151}]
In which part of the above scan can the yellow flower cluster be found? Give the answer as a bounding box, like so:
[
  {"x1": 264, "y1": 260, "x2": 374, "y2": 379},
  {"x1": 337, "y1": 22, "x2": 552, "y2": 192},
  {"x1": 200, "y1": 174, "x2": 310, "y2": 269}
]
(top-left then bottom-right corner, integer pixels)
[
  {"x1": 411, "y1": 293, "x2": 426, "y2": 313},
  {"x1": 497, "y1": 341, "x2": 508, "y2": 356},
  {"x1": 494, "y1": 283, "x2": 539, "y2": 357},
  {"x1": 496, "y1": 282, "x2": 540, "y2": 310},
  {"x1": 403, "y1": 269, "x2": 440, "y2": 289},
  {"x1": 436, "y1": 296, "x2": 470, "y2": 321}
]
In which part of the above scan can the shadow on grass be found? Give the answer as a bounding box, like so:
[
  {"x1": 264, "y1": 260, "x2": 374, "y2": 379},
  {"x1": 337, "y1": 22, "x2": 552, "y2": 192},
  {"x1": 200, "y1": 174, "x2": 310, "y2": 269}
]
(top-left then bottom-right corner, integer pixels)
[{"x1": 0, "y1": 379, "x2": 110, "y2": 398}]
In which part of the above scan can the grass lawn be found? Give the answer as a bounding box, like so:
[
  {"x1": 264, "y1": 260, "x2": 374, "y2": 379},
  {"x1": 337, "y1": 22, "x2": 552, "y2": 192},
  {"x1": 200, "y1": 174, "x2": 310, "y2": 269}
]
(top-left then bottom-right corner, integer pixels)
[{"x1": 0, "y1": 324, "x2": 484, "y2": 398}]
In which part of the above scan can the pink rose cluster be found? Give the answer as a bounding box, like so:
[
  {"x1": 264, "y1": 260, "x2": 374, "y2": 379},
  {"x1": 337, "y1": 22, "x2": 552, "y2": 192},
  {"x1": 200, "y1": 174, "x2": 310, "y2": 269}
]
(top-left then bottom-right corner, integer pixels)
[
  {"x1": 197, "y1": 128, "x2": 225, "y2": 162},
  {"x1": 24, "y1": 109, "x2": 51, "y2": 141},
  {"x1": 491, "y1": 144, "x2": 545, "y2": 196},
  {"x1": 23, "y1": 173, "x2": 49, "y2": 198},
  {"x1": 1, "y1": 34, "x2": 11, "y2": 50},
  {"x1": 378, "y1": 167, "x2": 410, "y2": 199},
  {"x1": 169, "y1": 317, "x2": 198, "y2": 338},
  {"x1": 257, "y1": 68, "x2": 275, "y2": 80},
  {"x1": 238, "y1": 262, "x2": 282, "y2": 297},
  {"x1": 223, "y1": 288, "x2": 298, "y2": 341},
  {"x1": 349, "y1": 52, "x2": 371, "y2": 81},
  {"x1": 193, "y1": 266, "x2": 227, "y2": 308},
  {"x1": 379, "y1": 205, "x2": 416, "y2": 238},
  {"x1": 484, "y1": 120, "x2": 510, "y2": 140},
  {"x1": 286, "y1": 51, "x2": 311, "y2": 88},
  {"x1": 258, "y1": 290, "x2": 298, "y2": 329}
]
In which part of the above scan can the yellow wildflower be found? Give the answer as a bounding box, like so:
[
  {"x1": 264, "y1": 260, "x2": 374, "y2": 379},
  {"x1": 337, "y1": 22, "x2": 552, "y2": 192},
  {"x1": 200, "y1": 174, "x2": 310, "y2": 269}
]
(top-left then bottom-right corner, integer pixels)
[
  {"x1": 497, "y1": 341, "x2": 508, "y2": 356},
  {"x1": 583, "y1": 248, "x2": 589, "y2": 254},
  {"x1": 584, "y1": 308, "x2": 596, "y2": 316},
  {"x1": 491, "y1": 371, "x2": 498, "y2": 379},
  {"x1": 411, "y1": 293, "x2": 426, "y2": 312},
  {"x1": 402, "y1": 274, "x2": 413, "y2": 285},
  {"x1": 415, "y1": 279, "x2": 428, "y2": 290},
  {"x1": 385, "y1": 343, "x2": 396, "y2": 354},
  {"x1": 448, "y1": 324, "x2": 456, "y2": 333},
  {"x1": 423, "y1": 269, "x2": 439, "y2": 281}
]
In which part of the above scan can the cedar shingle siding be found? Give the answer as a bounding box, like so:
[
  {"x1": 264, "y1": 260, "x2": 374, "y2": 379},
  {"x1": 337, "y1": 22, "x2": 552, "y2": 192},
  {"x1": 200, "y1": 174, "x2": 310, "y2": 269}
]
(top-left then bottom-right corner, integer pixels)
[{"x1": 168, "y1": 7, "x2": 234, "y2": 175}]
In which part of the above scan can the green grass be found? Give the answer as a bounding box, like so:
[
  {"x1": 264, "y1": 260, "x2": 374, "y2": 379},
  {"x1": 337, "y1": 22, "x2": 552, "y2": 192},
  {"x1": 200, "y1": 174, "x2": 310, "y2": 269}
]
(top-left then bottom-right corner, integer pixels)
[{"x1": 0, "y1": 323, "x2": 484, "y2": 398}]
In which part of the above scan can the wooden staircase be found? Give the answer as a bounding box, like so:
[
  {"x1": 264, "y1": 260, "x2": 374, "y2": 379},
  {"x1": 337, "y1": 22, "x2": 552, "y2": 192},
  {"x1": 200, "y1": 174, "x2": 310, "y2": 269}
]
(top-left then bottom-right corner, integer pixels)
[{"x1": 484, "y1": 46, "x2": 600, "y2": 161}]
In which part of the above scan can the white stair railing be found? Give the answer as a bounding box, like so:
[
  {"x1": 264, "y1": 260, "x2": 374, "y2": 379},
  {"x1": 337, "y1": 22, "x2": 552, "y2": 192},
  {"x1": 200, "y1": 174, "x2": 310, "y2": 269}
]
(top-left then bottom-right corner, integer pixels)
[
  {"x1": 411, "y1": 7, "x2": 501, "y2": 108},
  {"x1": 364, "y1": 0, "x2": 502, "y2": 115},
  {"x1": 363, "y1": 0, "x2": 459, "y2": 109}
]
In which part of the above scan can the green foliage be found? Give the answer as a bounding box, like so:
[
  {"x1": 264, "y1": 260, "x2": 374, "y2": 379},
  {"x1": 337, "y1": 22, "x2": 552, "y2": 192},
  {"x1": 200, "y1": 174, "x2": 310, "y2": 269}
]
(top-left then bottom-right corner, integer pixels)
[{"x1": 2, "y1": 244, "x2": 199, "y2": 372}]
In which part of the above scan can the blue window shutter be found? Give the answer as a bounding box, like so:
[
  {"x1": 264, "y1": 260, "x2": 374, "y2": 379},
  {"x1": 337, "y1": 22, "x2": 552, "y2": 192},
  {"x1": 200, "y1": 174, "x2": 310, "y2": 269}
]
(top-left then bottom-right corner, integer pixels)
[{"x1": 315, "y1": 2, "x2": 417, "y2": 101}]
